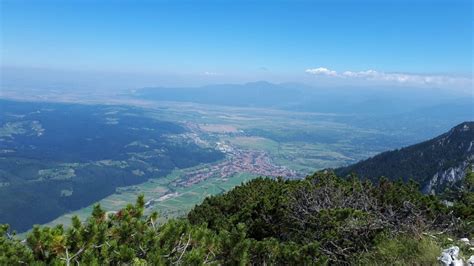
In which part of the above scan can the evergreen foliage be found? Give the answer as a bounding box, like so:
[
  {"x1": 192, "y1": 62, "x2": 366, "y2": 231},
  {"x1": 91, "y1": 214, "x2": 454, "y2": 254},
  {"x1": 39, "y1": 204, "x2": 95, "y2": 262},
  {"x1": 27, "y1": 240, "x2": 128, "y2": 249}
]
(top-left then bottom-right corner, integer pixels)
[
  {"x1": 335, "y1": 121, "x2": 474, "y2": 193},
  {"x1": 1, "y1": 172, "x2": 472, "y2": 264}
]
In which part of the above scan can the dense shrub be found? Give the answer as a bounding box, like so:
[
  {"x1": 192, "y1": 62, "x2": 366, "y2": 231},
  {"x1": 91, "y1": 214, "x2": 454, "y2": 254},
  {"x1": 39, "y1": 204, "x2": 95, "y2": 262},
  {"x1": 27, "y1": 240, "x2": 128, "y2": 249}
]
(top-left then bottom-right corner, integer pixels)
[{"x1": 1, "y1": 172, "x2": 472, "y2": 264}]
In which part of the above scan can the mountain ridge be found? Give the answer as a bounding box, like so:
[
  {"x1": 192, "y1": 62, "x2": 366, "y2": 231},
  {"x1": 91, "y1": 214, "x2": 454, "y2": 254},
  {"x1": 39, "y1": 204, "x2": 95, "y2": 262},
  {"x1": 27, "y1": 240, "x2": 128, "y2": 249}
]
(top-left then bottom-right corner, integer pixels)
[{"x1": 335, "y1": 121, "x2": 474, "y2": 193}]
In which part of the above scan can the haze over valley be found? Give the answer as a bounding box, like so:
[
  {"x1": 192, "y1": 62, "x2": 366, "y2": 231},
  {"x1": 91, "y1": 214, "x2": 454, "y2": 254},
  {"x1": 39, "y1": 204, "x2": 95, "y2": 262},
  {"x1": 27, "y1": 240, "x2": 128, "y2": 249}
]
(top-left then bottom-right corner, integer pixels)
[
  {"x1": 1, "y1": 0, "x2": 473, "y2": 264},
  {"x1": 1, "y1": 80, "x2": 471, "y2": 232}
]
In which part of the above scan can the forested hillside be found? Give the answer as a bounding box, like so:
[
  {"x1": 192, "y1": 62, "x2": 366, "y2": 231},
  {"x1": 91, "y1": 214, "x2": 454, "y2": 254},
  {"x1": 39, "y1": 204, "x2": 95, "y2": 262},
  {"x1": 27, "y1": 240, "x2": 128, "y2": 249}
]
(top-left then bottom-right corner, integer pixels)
[
  {"x1": 336, "y1": 122, "x2": 474, "y2": 193},
  {"x1": 2, "y1": 122, "x2": 473, "y2": 264},
  {"x1": 1, "y1": 171, "x2": 473, "y2": 264},
  {"x1": 0, "y1": 100, "x2": 223, "y2": 232}
]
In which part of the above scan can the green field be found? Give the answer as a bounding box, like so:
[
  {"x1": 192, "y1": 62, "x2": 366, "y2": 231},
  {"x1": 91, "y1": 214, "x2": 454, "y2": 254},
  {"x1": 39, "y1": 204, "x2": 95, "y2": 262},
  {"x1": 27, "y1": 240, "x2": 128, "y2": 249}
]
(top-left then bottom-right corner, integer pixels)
[
  {"x1": 42, "y1": 166, "x2": 257, "y2": 229},
  {"x1": 32, "y1": 101, "x2": 404, "y2": 232}
]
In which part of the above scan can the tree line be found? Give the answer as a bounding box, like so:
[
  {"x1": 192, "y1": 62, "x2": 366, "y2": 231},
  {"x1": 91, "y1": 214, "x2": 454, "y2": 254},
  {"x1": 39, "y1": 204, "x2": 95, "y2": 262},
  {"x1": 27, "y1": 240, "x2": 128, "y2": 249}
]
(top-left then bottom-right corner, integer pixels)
[{"x1": 1, "y1": 171, "x2": 473, "y2": 265}]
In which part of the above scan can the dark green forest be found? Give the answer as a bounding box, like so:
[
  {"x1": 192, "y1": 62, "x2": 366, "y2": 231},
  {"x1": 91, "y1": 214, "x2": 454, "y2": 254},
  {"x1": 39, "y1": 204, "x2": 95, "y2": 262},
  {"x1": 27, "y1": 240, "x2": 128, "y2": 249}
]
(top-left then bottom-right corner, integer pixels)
[
  {"x1": 0, "y1": 100, "x2": 223, "y2": 232},
  {"x1": 1, "y1": 171, "x2": 473, "y2": 265},
  {"x1": 336, "y1": 122, "x2": 474, "y2": 193}
]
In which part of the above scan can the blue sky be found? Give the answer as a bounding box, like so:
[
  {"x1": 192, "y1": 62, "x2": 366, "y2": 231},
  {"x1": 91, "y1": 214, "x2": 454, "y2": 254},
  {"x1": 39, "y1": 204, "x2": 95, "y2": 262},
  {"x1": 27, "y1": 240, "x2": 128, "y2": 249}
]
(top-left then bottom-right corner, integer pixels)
[{"x1": 1, "y1": 0, "x2": 472, "y2": 89}]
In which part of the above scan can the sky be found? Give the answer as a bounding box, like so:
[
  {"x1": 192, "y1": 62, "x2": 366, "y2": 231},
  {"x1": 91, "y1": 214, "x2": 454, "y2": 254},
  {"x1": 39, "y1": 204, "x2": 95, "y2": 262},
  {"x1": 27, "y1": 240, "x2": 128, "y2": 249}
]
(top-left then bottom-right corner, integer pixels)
[{"x1": 1, "y1": 0, "x2": 473, "y2": 90}]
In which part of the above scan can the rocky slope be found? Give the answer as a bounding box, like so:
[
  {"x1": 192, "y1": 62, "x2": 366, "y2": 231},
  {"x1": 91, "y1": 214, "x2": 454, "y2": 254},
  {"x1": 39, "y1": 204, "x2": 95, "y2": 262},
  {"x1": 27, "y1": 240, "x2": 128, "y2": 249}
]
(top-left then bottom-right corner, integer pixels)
[{"x1": 336, "y1": 121, "x2": 474, "y2": 193}]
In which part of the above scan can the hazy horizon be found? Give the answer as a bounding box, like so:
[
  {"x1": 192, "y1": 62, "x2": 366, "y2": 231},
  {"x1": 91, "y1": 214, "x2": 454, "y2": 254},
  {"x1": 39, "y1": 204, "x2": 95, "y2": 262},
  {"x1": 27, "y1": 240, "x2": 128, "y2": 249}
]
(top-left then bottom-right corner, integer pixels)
[
  {"x1": 1, "y1": 3, "x2": 474, "y2": 261},
  {"x1": 1, "y1": 0, "x2": 472, "y2": 93}
]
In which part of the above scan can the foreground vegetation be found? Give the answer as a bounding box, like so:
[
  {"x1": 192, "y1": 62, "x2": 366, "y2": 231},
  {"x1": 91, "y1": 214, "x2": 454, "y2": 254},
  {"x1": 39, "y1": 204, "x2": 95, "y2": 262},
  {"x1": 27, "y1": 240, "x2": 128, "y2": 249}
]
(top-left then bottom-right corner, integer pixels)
[{"x1": 1, "y1": 171, "x2": 473, "y2": 264}]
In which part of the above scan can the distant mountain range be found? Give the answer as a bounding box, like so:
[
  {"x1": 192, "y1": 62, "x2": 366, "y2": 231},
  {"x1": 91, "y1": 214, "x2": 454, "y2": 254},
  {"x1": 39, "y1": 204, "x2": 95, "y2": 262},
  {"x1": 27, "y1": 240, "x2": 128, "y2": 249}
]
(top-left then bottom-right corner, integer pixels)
[
  {"x1": 132, "y1": 82, "x2": 473, "y2": 142},
  {"x1": 336, "y1": 121, "x2": 474, "y2": 193},
  {"x1": 132, "y1": 81, "x2": 471, "y2": 115}
]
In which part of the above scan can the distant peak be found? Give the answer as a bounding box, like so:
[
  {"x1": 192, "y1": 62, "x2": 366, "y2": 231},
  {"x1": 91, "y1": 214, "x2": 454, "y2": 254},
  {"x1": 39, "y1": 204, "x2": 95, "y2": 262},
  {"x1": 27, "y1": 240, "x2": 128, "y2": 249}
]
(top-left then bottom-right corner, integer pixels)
[
  {"x1": 451, "y1": 121, "x2": 474, "y2": 133},
  {"x1": 244, "y1": 81, "x2": 275, "y2": 86}
]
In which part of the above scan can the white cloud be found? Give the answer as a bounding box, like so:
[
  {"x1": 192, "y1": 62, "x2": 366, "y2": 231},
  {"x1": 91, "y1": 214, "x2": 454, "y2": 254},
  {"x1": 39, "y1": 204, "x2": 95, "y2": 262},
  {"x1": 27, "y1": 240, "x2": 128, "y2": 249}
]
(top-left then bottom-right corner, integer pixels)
[
  {"x1": 305, "y1": 67, "x2": 338, "y2": 76},
  {"x1": 305, "y1": 66, "x2": 472, "y2": 88},
  {"x1": 204, "y1": 71, "x2": 219, "y2": 76},
  {"x1": 342, "y1": 70, "x2": 378, "y2": 78}
]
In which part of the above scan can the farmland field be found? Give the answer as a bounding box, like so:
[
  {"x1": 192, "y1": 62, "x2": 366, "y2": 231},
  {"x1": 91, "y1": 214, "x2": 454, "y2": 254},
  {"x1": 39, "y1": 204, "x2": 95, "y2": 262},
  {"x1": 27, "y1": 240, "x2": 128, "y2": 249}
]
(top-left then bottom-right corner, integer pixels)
[
  {"x1": 23, "y1": 99, "x2": 428, "y2": 231},
  {"x1": 1, "y1": 94, "x2": 447, "y2": 233}
]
